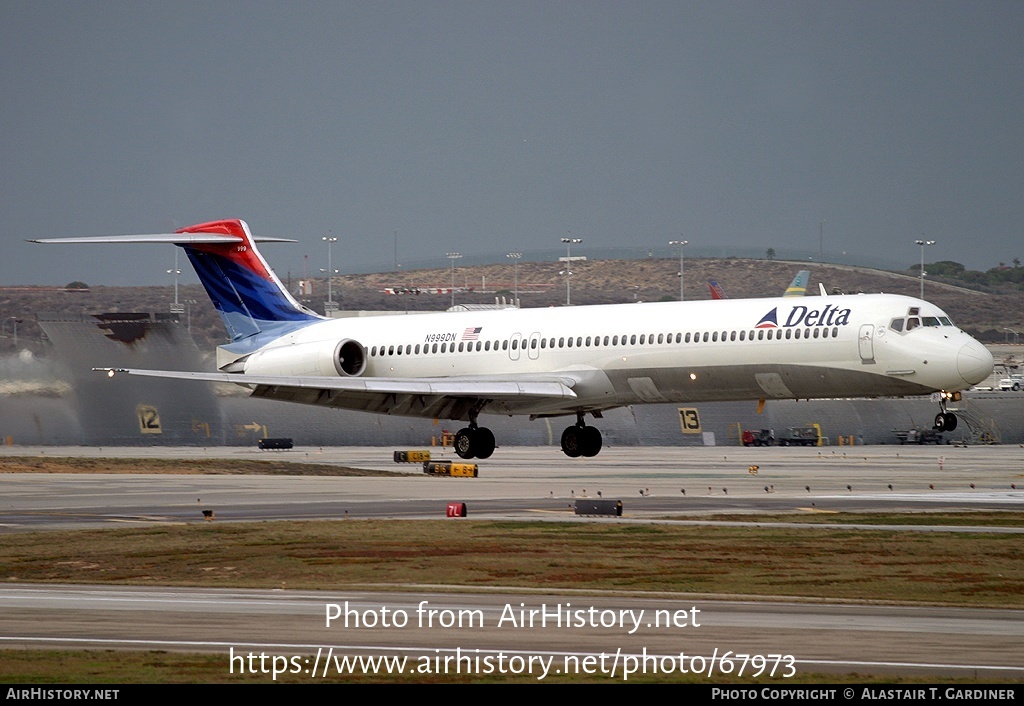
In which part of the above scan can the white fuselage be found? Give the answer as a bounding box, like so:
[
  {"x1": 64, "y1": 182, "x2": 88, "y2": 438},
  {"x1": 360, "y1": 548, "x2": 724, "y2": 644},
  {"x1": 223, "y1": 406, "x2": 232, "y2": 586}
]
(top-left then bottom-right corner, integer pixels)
[{"x1": 236, "y1": 293, "x2": 993, "y2": 421}]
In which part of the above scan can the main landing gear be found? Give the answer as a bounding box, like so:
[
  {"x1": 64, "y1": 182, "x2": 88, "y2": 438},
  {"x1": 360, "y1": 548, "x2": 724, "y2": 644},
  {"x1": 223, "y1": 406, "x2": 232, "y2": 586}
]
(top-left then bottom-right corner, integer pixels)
[
  {"x1": 454, "y1": 423, "x2": 495, "y2": 460},
  {"x1": 560, "y1": 413, "x2": 603, "y2": 458}
]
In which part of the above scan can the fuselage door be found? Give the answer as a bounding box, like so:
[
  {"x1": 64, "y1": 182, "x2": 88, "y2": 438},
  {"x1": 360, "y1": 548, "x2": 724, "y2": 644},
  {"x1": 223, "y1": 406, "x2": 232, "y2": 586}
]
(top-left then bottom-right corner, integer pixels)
[
  {"x1": 527, "y1": 332, "x2": 541, "y2": 360},
  {"x1": 858, "y1": 324, "x2": 875, "y2": 363},
  {"x1": 509, "y1": 332, "x2": 523, "y2": 361}
]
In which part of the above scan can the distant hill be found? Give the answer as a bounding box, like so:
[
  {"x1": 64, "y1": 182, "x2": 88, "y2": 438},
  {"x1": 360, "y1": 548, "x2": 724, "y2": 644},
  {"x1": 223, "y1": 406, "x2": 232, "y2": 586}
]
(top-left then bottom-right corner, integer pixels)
[{"x1": 1, "y1": 258, "x2": 1021, "y2": 355}]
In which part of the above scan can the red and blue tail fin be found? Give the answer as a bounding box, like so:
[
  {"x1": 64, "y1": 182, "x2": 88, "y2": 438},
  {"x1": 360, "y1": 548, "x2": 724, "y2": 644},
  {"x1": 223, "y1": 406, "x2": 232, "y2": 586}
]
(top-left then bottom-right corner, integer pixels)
[{"x1": 174, "y1": 220, "x2": 321, "y2": 340}]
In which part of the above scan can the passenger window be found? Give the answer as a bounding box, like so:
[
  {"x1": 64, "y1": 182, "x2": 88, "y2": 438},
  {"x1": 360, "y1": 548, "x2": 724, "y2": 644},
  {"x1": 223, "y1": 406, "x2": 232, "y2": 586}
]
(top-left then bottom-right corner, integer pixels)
[
  {"x1": 586, "y1": 336, "x2": 592, "y2": 346},
  {"x1": 730, "y1": 331, "x2": 736, "y2": 341},
  {"x1": 832, "y1": 327, "x2": 838, "y2": 337},
  {"x1": 739, "y1": 331, "x2": 745, "y2": 341},
  {"x1": 531, "y1": 338, "x2": 538, "y2": 349},
  {"x1": 432, "y1": 343, "x2": 439, "y2": 353},
  {"x1": 712, "y1": 332, "x2": 718, "y2": 342},
  {"x1": 603, "y1": 336, "x2": 610, "y2": 346},
  {"x1": 657, "y1": 334, "x2": 664, "y2": 344},
  {"x1": 502, "y1": 340, "x2": 508, "y2": 350},
  {"x1": 567, "y1": 337, "x2": 573, "y2": 348},
  {"x1": 558, "y1": 337, "x2": 564, "y2": 348},
  {"x1": 639, "y1": 334, "x2": 646, "y2": 345},
  {"x1": 576, "y1": 337, "x2": 582, "y2": 347},
  {"x1": 630, "y1": 335, "x2": 637, "y2": 345},
  {"x1": 485, "y1": 341, "x2": 490, "y2": 351}
]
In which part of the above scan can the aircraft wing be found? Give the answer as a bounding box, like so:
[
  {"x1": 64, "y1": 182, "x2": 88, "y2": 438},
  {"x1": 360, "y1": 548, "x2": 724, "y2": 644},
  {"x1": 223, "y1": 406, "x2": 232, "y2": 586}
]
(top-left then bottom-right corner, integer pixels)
[{"x1": 96, "y1": 367, "x2": 578, "y2": 419}]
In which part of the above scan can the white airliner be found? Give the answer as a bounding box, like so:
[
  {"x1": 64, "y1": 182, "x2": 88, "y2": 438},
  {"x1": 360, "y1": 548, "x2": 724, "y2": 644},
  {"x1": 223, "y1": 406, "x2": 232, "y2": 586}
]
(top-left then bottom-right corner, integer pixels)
[{"x1": 34, "y1": 219, "x2": 993, "y2": 459}]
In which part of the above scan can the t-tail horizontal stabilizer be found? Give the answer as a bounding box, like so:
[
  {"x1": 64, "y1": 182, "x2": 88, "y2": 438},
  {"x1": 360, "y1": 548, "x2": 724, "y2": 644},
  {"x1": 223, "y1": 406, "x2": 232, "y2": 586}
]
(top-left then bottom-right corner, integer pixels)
[{"x1": 31, "y1": 219, "x2": 322, "y2": 341}]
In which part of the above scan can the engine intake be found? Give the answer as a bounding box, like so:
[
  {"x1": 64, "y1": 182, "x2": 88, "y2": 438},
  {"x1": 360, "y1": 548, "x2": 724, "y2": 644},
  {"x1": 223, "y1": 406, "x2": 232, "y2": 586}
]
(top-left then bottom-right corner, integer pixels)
[{"x1": 334, "y1": 339, "x2": 366, "y2": 377}]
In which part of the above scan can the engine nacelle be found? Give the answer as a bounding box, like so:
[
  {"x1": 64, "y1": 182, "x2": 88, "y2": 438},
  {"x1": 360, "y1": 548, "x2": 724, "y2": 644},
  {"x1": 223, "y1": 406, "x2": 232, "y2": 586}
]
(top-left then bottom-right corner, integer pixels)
[{"x1": 243, "y1": 338, "x2": 366, "y2": 378}]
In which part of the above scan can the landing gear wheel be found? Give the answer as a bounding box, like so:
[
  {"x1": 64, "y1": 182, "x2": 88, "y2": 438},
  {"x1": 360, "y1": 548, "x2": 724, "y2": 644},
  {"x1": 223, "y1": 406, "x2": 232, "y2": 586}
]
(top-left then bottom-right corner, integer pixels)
[
  {"x1": 580, "y1": 425, "x2": 603, "y2": 457},
  {"x1": 561, "y1": 425, "x2": 603, "y2": 457},
  {"x1": 933, "y1": 412, "x2": 958, "y2": 432},
  {"x1": 454, "y1": 427, "x2": 476, "y2": 459},
  {"x1": 560, "y1": 426, "x2": 582, "y2": 458},
  {"x1": 943, "y1": 412, "x2": 958, "y2": 432},
  {"x1": 474, "y1": 427, "x2": 495, "y2": 459}
]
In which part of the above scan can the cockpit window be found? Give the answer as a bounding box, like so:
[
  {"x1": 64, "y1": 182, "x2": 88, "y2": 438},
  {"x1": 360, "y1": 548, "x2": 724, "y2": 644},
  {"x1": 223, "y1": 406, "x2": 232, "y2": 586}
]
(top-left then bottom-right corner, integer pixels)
[
  {"x1": 922, "y1": 317, "x2": 941, "y2": 327},
  {"x1": 939, "y1": 316, "x2": 953, "y2": 326},
  {"x1": 906, "y1": 317, "x2": 921, "y2": 331},
  {"x1": 890, "y1": 318, "x2": 904, "y2": 332}
]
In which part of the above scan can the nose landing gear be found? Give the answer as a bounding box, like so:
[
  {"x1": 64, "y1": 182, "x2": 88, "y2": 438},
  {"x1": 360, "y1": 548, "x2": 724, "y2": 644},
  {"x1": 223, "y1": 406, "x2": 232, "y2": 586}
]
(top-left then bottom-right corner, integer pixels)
[
  {"x1": 933, "y1": 392, "x2": 959, "y2": 432},
  {"x1": 933, "y1": 411, "x2": 958, "y2": 432}
]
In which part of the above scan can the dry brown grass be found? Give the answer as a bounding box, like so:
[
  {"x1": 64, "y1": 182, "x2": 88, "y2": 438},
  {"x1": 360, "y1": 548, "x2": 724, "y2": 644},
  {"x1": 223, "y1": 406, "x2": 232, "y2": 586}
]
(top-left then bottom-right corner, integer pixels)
[{"x1": 2, "y1": 518, "x2": 1021, "y2": 607}]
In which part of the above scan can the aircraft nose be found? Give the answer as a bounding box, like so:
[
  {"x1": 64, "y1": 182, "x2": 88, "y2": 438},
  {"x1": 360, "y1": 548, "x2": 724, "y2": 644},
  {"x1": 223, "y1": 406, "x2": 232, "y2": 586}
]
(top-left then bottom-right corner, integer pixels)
[{"x1": 957, "y1": 340, "x2": 994, "y2": 386}]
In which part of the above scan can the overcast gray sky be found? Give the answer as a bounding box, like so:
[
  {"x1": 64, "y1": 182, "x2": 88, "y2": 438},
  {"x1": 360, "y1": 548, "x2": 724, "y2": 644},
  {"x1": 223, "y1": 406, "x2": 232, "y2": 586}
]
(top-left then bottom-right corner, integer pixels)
[{"x1": 2, "y1": 1, "x2": 1021, "y2": 286}]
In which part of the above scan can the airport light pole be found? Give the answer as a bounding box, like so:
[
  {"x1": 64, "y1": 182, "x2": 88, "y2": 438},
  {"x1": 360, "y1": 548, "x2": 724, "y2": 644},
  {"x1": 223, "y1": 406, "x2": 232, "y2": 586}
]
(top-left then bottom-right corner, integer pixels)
[
  {"x1": 167, "y1": 250, "x2": 184, "y2": 315},
  {"x1": 506, "y1": 252, "x2": 521, "y2": 306},
  {"x1": 914, "y1": 238, "x2": 935, "y2": 299},
  {"x1": 669, "y1": 239, "x2": 688, "y2": 301},
  {"x1": 560, "y1": 237, "x2": 582, "y2": 305},
  {"x1": 447, "y1": 252, "x2": 462, "y2": 307},
  {"x1": 4, "y1": 317, "x2": 20, "y2": 347},
  {"x1": 167, "y1": 250, "x2": 181, "y2": 306},
  {"x1": 322, "y1": 236, "x2": 338, "y2": 310}
]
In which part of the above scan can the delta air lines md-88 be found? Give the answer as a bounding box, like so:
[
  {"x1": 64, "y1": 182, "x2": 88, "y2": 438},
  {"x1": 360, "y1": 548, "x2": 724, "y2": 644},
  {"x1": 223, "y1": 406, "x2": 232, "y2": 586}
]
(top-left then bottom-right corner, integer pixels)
[{"x1": 34, "y1": 220, "x2": 993, "y2": 459}]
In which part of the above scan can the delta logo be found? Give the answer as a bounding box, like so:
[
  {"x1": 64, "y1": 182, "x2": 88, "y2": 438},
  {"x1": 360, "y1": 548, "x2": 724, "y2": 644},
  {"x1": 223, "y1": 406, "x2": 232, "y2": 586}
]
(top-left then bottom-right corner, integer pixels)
[
  {"x1": 756, "y1": 305, "x2": 852, "y2": 329},
  {"x1": 755, "y1": 308, "x2": 779, "y2": 328}
]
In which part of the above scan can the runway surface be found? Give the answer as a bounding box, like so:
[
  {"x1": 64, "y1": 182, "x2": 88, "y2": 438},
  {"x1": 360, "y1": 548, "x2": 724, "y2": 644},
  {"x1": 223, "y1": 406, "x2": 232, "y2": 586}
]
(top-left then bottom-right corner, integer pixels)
[
  {"x1": 1, "y1": 445, "x2": 1023, "y2": 530},
  {"x1": 0, "y1": 445, "x2": 1021, "y2": 680}
]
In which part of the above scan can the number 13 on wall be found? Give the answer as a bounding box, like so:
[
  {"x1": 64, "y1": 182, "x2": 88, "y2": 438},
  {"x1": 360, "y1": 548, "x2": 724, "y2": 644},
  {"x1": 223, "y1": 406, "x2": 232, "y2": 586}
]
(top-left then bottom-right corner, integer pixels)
[{"x1": 678, "y1": 407, "x2": 701, "y2": 434}]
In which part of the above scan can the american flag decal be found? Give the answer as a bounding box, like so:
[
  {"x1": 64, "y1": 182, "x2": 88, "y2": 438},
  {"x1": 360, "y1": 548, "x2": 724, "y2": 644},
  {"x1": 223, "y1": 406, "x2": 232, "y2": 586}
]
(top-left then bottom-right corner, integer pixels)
[{"x1": 461, "y1": 326, "x2": 482, "y2": 341}]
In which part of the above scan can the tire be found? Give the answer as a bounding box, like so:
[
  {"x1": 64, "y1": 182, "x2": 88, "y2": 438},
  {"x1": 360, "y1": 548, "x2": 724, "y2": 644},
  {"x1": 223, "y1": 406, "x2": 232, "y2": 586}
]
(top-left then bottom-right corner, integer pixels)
[
  {"x1": 454, "y1": 428, "x2": 476, "y2": 459},
  {"x1": 580, "y1": 426, "x2": 602, "y2": 457},
  {"x1": 474, "y1": 427, "x2": 495, "y2": 459},
  {"x1": 560, "y1": 426, "x2": 582, "y2": 458},
  {"x1": 934, "y1": 413, "x2": 946, "y2": 432},
  {"x1": 943, "y1": 412, "x2": 958, "y2": 432}
]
